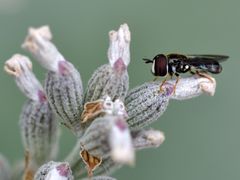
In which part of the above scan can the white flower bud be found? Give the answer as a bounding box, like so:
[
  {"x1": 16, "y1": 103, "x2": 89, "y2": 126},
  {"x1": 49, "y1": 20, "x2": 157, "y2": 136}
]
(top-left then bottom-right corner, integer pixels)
[
  {"x1": 132, "y1": 129, "x2": 165, "y2": 150},
  {"x1": 170, "y1": 75, "x2": 216, "y2": 100},
  {"x1": 22, "y1": 26, "x2": 65, "y2": 72},
  {"x1": 108, "y1": 23, "x2": 130, "y2": 68},
  {"x1": 34, "y1": 161, "x2": 73, "y2": 180},
  {"x1": 84, "y1": 24, "x2": 131, "y2": 103},
  {"x1": 22, "y1": 26, "x2": 84, "y2": 135},
  {"x1": 80, "y1": 115, "x2": 134, "y2": 165},
  {"x1": 109, "y1": 117, "x2": 135, "y2": 165},
  {"x1": 4, "y1": 54, "x2": 44, "y2": 102}
]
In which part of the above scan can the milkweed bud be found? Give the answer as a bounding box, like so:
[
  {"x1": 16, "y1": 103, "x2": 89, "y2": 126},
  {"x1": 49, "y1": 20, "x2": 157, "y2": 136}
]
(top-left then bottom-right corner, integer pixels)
[
  {"x1": 84, "y1": 24, "x2": 130, "y2": 103},
  {"x1": 34, "y1": 161, "x2": 73, "y2": 180}
]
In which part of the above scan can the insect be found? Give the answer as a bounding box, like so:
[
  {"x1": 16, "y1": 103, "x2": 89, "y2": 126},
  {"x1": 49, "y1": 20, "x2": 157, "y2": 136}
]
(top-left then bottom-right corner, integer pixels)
[{"x1": 143, "y1": 53, "x2": 229, "y2": 91}]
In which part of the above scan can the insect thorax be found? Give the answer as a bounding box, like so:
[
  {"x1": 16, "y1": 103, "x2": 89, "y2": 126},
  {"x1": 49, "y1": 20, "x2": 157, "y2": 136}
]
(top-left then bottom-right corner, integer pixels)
[{"x1": 168, "y1": 59, "x2": 190, "y2": 74}]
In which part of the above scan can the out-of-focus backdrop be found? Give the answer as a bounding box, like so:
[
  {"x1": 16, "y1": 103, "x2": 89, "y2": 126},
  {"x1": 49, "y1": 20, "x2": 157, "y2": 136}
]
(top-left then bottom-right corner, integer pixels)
[{"x1": 0, "y1": 0, "x2": 239, "y2": 179}]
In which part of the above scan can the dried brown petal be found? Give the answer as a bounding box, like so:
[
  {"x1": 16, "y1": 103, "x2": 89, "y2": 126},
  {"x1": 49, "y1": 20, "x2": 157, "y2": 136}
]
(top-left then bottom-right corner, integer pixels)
[{"x1": 80, "y1": 150, "x2": 102, "y2": 177}]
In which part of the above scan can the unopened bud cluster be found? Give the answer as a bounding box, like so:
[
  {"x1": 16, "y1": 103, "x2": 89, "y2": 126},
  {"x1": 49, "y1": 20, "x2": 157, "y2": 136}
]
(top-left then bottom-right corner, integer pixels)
[{"x1": 2, "y1": 23, "x2": 217, "y2": 180}]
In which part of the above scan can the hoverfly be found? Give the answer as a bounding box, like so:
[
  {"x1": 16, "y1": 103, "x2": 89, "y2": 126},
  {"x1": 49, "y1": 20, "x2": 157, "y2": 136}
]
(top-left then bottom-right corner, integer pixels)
[{"x1": 143, "y1": 53, "x2": 229, "y2": 91}]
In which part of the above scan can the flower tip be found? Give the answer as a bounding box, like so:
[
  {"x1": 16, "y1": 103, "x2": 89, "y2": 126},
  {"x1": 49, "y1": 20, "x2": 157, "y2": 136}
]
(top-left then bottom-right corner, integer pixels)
[
  {"x1": 113, "y1": 99, "x2": 128, "y2": 118},
  {"x1": 170, "y1": 75, "x2": 217, "y2": 100},
  {"x1": 108, "y1": 23, "x2": 130, "y2": 42},
  {"x1": 111, "y1": 148, "x2": 135, "y2": 166},
  {"x1": 29, "y1": 25, "x2": 52, "y2": 40},
  {"x1": 4, "y1": 54, "x2": 32, "y2": 77},
  {"x1": 199, "y1": 76, "x2": 216, "y2": 96},
  {"x1": 108, "y1": 24, "x2": 131, "y2": 68},
  {"x1": 58, "y1": 60, "x2": 71, "y2": 75},
  {"x1": 56, "y1": 163, "x2": 71, "y2": 177},
  {"x1": 110, "y1": 118, "x2": 135, "y2": 165},
  {"x1": 108, "y1": 30, "x2": 117, "y2": 41},
  {"x1": 35, "y1": 162, "x2": 73, "y2": 180},
  {"x1": 119, "y1": 23, "x2": 131, "y2": 42},
  {"x1": 22, "y1": 25, "x2": 52, "y2": 52},
  {"x1": 147, "y1": 130, "x2": 165, "y2": 147},
  {"x1": 161, "y1": 82, "x2": 175, "y2": 96}
]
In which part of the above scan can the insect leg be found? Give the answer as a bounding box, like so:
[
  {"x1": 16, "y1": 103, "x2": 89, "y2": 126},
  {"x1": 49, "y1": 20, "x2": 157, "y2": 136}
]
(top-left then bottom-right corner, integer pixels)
[
  {"x1": 190, "y1": 70, "x2": 195, "y2": 75},
  {"x1": 196, "y1": 71, "x2": 215, "y2": 83},
  {"x1": 173, "y1": 73, "x2": 180, "y2": 94},
  {"x1": 153, "y1": 76, "x2": 160, "y2": 81},
  {"x1": 159, "y1": 75, "x2": 171, "y2": 92}
]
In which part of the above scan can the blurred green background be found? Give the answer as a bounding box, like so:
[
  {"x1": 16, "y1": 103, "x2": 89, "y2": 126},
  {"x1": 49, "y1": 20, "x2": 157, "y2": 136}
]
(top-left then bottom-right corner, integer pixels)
[{"x1": 0, "y1": 0, "x2": 239, "y2": 179}]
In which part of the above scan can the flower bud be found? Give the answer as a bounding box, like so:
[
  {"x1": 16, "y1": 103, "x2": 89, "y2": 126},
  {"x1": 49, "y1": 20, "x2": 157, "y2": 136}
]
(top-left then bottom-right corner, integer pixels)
[
  {"x1": 109, "y1": 117, "x2": 134, "y2": 165},
  {"x1": 4, "y1": 54, "x2": 43, "y2": 102},
  {"x1": 20, "y1": 100, "x2": 59, "y2": 166},
  {"x1": 126, "y1": 75, "x2": 216, "y2": 130},
  {"x1": 170, "y1": 75, "x2": 216, "y2": 100},
  {"x1": 45, "y1": 61, "x2": 83, "y2": 134},
  {"x1": 22, "y1": 26, "x2": 63, "y2": 72},
  {"x1": 4, "y1": 54, "x2": 59, "y2": 168},
  {"x1": 84, "y1": 24, "x2": 130, "y2": 103},
  {"x1": 80, "y1": 115, "x2": 134, "y2": 165},
  {"x1": 22, "y1": 26, "x2": 84, "y2": 134},
  {"x1": 34, "y1": 161, "x2": 73, "y2": 180},
  {"x1": 132, "y1": 129, "x2": 165, "y2": 150},
  {"x1": 66, "y1": 98, "x2": 128, "y2": 178},
  {"x1": 125, "y1": 82, "x2": 172, "y2": 130},
  {"x1": 108, "y1": 23, "x2": 130, "y2": 68}
]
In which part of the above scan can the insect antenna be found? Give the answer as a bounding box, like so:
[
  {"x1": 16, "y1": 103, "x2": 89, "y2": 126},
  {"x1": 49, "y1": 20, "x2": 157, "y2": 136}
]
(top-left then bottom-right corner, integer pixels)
[{"x1": 142, "y1": 58, "x2": 153, "y2": 63}]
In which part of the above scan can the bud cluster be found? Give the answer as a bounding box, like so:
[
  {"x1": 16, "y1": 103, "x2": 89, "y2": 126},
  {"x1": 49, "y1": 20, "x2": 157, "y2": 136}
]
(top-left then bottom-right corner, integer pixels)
[{"x1": 3, "y1": 23, "x2": 217, "y2": 180}]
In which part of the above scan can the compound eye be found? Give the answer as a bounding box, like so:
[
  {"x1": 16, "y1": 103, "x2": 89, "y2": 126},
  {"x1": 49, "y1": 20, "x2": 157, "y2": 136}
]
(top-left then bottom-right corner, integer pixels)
[{"x1": 153, "y1": 54, "x2": 168, "y2": 76}]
